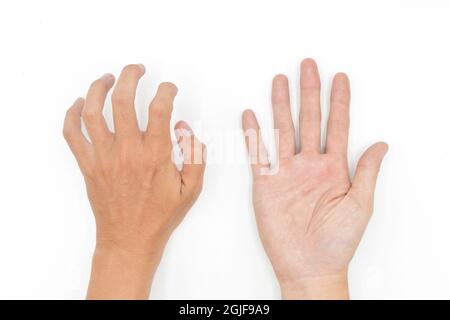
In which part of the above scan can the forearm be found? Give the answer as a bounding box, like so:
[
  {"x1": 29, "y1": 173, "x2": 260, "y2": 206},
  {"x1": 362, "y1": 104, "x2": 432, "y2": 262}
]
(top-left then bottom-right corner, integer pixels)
[
  {"x1": 280, "y1": 272, "x2": 349, "y2": 300},
  {"x1": 86, "y1": 244, "x2": 162, "y2": 300}
]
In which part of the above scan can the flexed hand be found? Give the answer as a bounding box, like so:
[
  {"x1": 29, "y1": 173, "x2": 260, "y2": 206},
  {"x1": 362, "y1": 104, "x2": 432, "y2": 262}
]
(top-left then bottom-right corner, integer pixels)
[
  {"x1": 63, "y1": 64, "x2": 206, "y2": 299},
  {"x1": 242, "y1": 59, "x2": 387, "y2": 299}
]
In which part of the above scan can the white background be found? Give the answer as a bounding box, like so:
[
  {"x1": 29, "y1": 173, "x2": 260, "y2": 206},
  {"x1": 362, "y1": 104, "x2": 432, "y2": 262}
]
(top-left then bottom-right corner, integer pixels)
[{"x1": 0, "y1": 0, "x2": 449, "y2": 299}]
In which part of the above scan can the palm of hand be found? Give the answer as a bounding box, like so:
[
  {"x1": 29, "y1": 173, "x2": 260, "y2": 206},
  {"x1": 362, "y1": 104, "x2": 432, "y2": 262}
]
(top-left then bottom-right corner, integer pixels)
[
  {"x1": 243, "y1": 59, "x2": 387, "y2": 286},
  {"x1": 254, "y1": 153, "x2": 367, "y2": 282}
]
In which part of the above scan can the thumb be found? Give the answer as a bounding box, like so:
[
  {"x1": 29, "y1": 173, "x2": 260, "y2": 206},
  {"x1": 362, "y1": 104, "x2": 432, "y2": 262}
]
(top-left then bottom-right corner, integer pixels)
[
  {"x1": 348, "y1": 142, "x2": 388, "y2": 213},
  {"x1": 174, "y1": 121, "x2": 206, "y2": 194}
]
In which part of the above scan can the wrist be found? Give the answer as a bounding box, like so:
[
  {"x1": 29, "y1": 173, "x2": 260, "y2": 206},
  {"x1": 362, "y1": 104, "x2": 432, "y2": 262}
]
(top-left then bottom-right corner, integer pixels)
[
  {"x1": 86, "y1": 243, "x2": 162, "y2": 300},
  {"x1": 280, "y1": 271, "x2": 349, "y2": 300}
]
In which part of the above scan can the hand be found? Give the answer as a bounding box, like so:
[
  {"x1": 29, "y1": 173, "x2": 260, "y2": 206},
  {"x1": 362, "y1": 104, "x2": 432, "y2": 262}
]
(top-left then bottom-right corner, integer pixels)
[
  {"x1": 242, "y1": 59, "x2": 388, "y2": 300},
  {"x1": 63, "y1": 64, "x2": 206, "y2": 299}
]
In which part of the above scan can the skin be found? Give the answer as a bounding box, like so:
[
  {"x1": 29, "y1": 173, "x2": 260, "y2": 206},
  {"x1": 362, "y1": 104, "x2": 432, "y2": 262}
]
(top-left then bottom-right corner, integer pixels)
[
  {"x1": 242, "y1": 58, "x2": 388, "y2": 300},
  {"x1": 63, "y1": 64, "x2": 206, "y2": 299}
]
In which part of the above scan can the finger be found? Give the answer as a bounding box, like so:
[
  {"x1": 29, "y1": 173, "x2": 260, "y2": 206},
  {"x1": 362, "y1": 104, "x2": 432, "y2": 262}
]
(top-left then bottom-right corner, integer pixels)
[
  {"x1": 63, "y1": 98, "x2": 92, "y2": 163},
  {"x1": 82, "y1": 74, "x2": 115, "y2": 144},
  {"x1": 146, "y1": 82, "x2": 177, "y2": 145},
  {"x1": 242, "y1": 109, "x2": 270, "y2": 176},
  {"x1": 111, "y1": 64, "x2": 145, "y2": 138},
  {"x1": 300, "y1": 58, "x2": 322, "y2": 153},
  {"x1": 175, "y1": 121, "x2": 206, "y2": 194},
  {"x1": 326, "y1": 73, "x2": 350, "y2": 156},
  {"x1": 272, "y1": 74, "x2": 295, "y2": 158},
  {"x1": 348, "y1": 142, "x2": 388, "y2": 213}
]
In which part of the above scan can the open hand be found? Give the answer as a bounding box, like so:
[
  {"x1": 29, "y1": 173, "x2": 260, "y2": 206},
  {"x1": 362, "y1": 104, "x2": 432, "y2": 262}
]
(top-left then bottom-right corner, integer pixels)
[{"x1": 242, "y1": 59, "x2": 387, "y2": 299}]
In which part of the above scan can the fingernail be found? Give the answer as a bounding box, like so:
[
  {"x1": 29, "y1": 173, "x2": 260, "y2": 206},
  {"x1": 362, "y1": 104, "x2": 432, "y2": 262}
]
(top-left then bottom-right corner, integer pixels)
[{"x1": 179, "y1": 121, "x2": 193, "y2": 133}]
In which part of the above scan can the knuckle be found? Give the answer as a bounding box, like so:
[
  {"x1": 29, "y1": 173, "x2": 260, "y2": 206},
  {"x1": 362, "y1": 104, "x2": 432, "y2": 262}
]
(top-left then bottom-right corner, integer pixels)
[
  {"x1": 155, "y1": 93, "x2": 173, "y2": 106},
  {"x1": 149, "y1": 103, "x2": 166, "y2": 118},
  {"x1": 65, "y1": 103, "x2": 80, "y2": 117},
  {"x1": 81, "y1": 109, "x2": 97, "y2": 123},
  {"x1": 151, "y1": 97, "x2": 173, "y2": 114},
  {"x1": 62, "y1": 127, "x2": 73, "y2": 141},
  {"x1": 111, "y1": 90, "x2": 129, "y2": 106}
]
